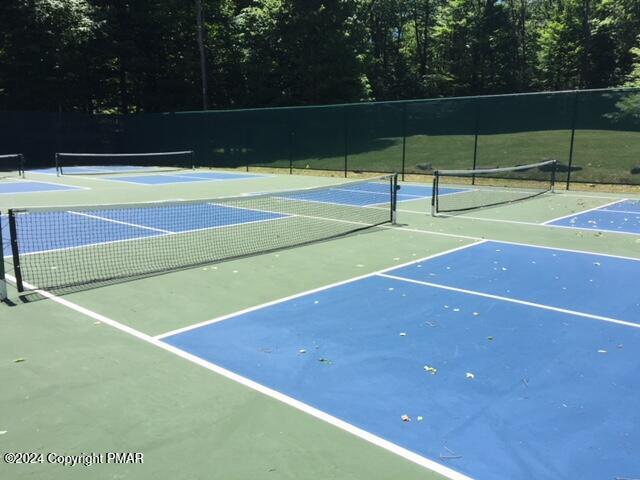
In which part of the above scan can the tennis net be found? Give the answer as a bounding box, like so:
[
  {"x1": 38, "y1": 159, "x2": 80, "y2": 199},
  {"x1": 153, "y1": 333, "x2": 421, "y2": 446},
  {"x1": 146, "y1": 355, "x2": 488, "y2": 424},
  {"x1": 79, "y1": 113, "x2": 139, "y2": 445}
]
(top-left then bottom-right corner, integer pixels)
[
  {"x1": 0, "y1": 154, "x2": 25, "y2": 178},
  {"x1": 6, "y1": 174, "x2": 397, "y2": 293},
  {"x1": 55, "y1": 150, "x2": 195, "y2": 175},
  {"x1": 432, "y1": 160, "x2": 557, "y2": 215}
]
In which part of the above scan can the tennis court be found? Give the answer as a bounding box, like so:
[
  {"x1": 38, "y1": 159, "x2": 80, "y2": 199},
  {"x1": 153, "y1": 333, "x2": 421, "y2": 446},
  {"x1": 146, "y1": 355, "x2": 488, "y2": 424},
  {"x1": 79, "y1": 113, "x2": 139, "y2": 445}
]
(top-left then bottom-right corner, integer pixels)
[
  {"x1": 1, "y1": 164, "x2": 639, "y2": 480},
  {"x1": 546, "y1": 199, "x2": 640, "y2": 235}
]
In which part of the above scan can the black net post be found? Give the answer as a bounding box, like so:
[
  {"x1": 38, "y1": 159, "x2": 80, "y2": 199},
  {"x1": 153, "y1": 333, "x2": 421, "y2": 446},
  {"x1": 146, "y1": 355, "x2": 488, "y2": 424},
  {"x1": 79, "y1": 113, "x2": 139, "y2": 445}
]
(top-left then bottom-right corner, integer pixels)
[
  {"x1": 550, "y1": 159, "x2": 558, "y2": 192},
  {"x1": 18, "y1": 154, "x2": 25, "y2": 177},
  {"x1": 391, "y1": 174, "x2": 398, "y2": 224},
  {"x1": 566, "y1": 91, "x2": 579, "y2": 190},
  {"x1": 55, "y1": 152, "x2": 60, "y2": 176},
  {"x1": 8, "y1": 210, "x2": 24, "y2": 292},
  {"x1": 431, "y1": 173, "x2": 439, "y2": 216}
]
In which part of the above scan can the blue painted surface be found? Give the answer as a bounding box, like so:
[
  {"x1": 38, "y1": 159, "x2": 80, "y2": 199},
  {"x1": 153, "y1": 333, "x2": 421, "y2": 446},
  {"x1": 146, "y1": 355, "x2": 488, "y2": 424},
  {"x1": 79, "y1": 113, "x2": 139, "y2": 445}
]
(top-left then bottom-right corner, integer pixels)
[
  {"x1": 108, "y1": 172, "x2": 265, "y2": 184},
  {"x1": 0, "y1": 182, "x2": 82, "y2": 194},
  {"x1": 174, "y1": 172, "x2": 265, "y2": 181},
  {"x1": 107, "y1": 175, "x2": 212, "y2": 185},
  {"x1": 278, "y1": 184, "x2": 464, "y2": 207},
  {"x1": 5, "y1": 204, "x2": 288, "y2": 255},
  {"x1": 549, "y1": 200, "x2": 640, "y2": 235},
  {"x1": 279, "y1": 188, "x2": 393, "y2": 206},
  {"x1": 601, "y1": 199, "x2": 640, "y2": 213},
  {"x1": 390, "y1": 241, "x2": 640, "y2": 323},
  {"x1": 163, "y1": 254, "x2": 640, "y2": 480}
]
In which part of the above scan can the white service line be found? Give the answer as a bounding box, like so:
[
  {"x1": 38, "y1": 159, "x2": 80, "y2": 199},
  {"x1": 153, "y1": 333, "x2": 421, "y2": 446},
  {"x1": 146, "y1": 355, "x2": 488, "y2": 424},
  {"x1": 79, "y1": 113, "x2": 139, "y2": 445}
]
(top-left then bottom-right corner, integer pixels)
[
  {"x1": 600, "y1": 208, "x2": 640, "y2": 215},
  {"x1": 69, "y1": 211, "x2": 173, "y2": 234},
  {"x1": 4, "y1": 272, "x2": 473, "y2": 480},
  {"x1": 541, "y1": 198, "x2": 627, "y2": 225},
  {"x1": 155, "y1": 240, "x2": 485, "y2": 339},
  {"x1": 401, "y1": 210, "x2": 640, "y2": 235},
  {"x1": 378, "y1": 273, "x2": 640, "y2": 330},
  {"x1": 382, "y1": 225, "x2": 640, "y2": 262}
]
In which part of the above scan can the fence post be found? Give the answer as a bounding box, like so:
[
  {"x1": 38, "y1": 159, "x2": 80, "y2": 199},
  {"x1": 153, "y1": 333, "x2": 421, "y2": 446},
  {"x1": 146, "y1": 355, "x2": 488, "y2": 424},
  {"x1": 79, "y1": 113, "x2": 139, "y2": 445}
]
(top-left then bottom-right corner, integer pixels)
[
  {"x1": 401, "y1": 103, "x2": 407, "y2": 181},
  {"x1": 471, "y1": 101, "x2": 480, "y2": 185},
  {"x1": 288, "y1": 110, "x2": 294, "y2": 175},
  {"x1": 343, "y1": 106, "x2": 348, "y2": 178},
  {"x1": 245, "y1": 124, "x2": 251, "y2": 172},
  {"x1": 566, "y1": 91, "x2": 578, "y2": 190}
]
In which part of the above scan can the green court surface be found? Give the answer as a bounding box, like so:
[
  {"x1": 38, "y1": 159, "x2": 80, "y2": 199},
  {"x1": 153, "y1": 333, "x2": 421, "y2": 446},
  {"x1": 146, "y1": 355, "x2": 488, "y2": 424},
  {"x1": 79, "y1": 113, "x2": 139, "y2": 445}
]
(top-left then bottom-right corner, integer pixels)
[{"x1": 1, "y1": 169, "x2": 639, "y2": 480}]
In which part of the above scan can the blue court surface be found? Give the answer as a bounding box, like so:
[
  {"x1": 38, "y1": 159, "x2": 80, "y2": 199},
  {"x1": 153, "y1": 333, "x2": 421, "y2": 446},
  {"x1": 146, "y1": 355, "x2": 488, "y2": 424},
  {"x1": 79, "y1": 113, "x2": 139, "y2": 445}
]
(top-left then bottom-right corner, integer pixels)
[
  {"x1": 547, "y1": 199, "x2": 640, "y2": 235},
  {"x1": 161, "y1": 241, "x2": 640, "y2": 480},
  {"x1": 28, "y1": 166, "x2": 166, "y2": 175},
  {"x1": 0, "y1": 181, "x2": 84, "y2": 194},
  {"x1": 107, "y1": 172, "x2": 266, "y2": 184},
  {"x1": 280, "y1": 184, "x2": 464, "y2": 206}
]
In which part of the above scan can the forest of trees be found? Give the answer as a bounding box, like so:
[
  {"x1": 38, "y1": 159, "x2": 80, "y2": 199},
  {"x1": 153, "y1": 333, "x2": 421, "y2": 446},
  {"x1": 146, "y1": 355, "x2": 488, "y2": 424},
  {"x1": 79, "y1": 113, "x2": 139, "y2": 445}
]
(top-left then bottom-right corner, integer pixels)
[{"x1": 1, "y1": 0, "x2": 639, "y2": 113}]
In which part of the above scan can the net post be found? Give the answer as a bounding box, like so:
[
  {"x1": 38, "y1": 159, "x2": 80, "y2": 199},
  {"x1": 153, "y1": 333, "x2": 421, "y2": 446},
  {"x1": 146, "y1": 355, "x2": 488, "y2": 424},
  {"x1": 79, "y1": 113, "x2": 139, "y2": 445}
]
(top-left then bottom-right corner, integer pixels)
[
  {"x1": 431, "y1": 172, "x2": 438, "y2": 216},
  {"x1": 390, "y1": 174, "x2": 398, "y2": 224},
  {"x1": 19, "y1": 154, "x2": 25, "y2": 178},
  {"x1": 190, "y1": 150, "x2": 196, "y2": 170},
  {"x1": 0, "y1": 212, "x2": 7, "y2": 301},
  {"x1": 8, "y1": 210, "x2": 24, "y2": 293},
  {"x1": 550, "y1": 159, "x2": 557, "y2": 193},
  {"x1": 55, "y1": 153, "x2": 60, "y2": 176}
]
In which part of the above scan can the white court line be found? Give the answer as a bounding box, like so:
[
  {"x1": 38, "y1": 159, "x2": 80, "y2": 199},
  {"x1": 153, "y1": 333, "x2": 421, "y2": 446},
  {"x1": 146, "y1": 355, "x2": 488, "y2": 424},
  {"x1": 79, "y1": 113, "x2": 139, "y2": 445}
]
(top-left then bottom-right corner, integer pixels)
[
  {"x1": 379, "y1": 274, "x2": 640, "y2": 330},
  {"x1": 68, "y1": 211, "x2": 173, "y2": 234},
  {"x1": 543, "y1": 224, "x2": 640, "y2": 237},
  {"x1": 170, "y1": 173, "x2": 268, "y2": 181},
  {"x1": 156, "y1": 236, "x2": 640, "y2": 340},
  {"x1": 402, "y1": 210, "x2": 640, "y2": 235},
  {"x1": 334, "y1": 187, "x2": 425, "y2": 199},
  {"x1": 104, "y1": 177, "x2": 212, "y2": 186},
  {"x1": 155, "y1": 240, "x2": 485, "y2": 339},
  {"x1": 541, "y1": 199, "x2": 627, "y2": 225},
  {"x1": 600, "y1": 208, "x2": 640, "y2": 215},
  {"x1": 4, "y1": 272, "x2": 473, "y2": 480},
  {"x1": 386, "y1": 225, "x2": 640, "y2": 262}
]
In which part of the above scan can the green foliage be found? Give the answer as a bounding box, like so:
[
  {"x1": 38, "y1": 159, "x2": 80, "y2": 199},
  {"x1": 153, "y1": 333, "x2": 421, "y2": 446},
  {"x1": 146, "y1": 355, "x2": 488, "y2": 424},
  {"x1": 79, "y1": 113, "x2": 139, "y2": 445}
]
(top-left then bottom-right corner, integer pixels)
[{"x1": 1, "y1": 0, "x2": 639, "y2": 112}]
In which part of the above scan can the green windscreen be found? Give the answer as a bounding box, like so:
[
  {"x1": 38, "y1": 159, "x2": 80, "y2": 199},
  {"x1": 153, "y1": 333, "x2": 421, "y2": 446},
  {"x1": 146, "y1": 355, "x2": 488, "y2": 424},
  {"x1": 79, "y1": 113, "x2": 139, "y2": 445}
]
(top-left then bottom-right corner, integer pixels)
[{"x1": 3, "y1": 88, "x2": 640, "y2": 186}]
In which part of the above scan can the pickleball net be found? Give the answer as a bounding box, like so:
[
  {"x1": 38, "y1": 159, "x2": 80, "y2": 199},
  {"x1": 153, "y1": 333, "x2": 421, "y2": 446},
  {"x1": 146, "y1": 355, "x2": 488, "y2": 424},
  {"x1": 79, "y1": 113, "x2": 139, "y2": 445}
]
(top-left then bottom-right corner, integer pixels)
[
  {"x1": 55, "y1": 150, "x2": 195, "y2": 175},
  {"x1": 432, "y1": 160, "x2": 557, "y2": 215},
  {"x1": 5, "y1": 174, "x2": 398, "y2": 293},
  {"x1": 0, "y1": 154, "x2": 25, "y2": 178}
]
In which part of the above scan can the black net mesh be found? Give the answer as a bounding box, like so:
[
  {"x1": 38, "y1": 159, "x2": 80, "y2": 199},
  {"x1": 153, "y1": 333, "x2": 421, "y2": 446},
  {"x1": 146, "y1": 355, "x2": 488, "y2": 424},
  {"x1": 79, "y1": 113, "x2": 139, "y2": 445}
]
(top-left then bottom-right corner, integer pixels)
[
  {"x1": 56, "y1": 151, "x2": 194, "y2": 174},
  {"x1": 8, "y1": 175, "x2": 396, "y2": 293},
  {"x1": 433, "y1": 160, "x2": 557, "y2": 214},
  {"x1": 0, "y1": 154, "x2": 25, "y2": 177}
]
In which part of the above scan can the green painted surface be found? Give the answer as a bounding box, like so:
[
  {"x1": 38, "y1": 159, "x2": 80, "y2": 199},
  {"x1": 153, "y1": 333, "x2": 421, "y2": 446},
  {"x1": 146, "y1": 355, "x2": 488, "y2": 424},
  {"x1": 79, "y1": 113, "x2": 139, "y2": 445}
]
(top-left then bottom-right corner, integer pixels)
[{"x1": 1, "y1": 169, "x2": 639, "y2": 480}]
